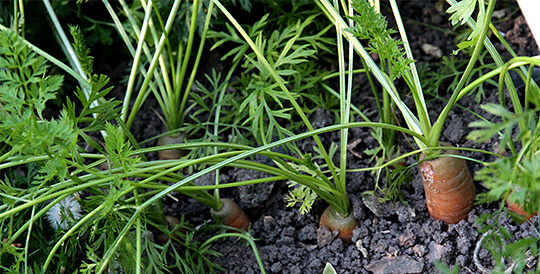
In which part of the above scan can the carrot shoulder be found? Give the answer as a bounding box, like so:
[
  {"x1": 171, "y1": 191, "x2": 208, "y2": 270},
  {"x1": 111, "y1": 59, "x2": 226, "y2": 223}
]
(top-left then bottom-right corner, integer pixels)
[
  {"x1": 420, "y1": 149, "x2": 476, "y2": 224},
  {"x1": 211, "y1": 198, "x2": 250, "y2": 231},
  {"x1": 319, "y1": 206, "x2": 359, "y2": 242}
]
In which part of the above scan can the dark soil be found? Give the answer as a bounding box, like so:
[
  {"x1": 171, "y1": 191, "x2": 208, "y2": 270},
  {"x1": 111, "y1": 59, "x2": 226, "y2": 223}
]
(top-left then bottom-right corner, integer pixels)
[{"x1": 123, "y1": 1, "x2": 539, "y2": 273}]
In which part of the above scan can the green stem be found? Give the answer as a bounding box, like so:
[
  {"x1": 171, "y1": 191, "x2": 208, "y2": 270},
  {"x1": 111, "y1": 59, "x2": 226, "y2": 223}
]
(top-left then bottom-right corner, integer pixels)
[
  {"x1": 176, "y1": 0, "x2": 200, "y2": 107},
  {"x1": 213, "y1": 0, "x2": 342, "y2": 199},
  {"x1": 429, "y1": 0, "x2": 497, "y2": 150},
  {"x1": 125, "y1": 0, "x2": 182, "y2": 129},
  {"x1": 316, "y1": 0, "x2": 423, "y2": 143},
  {"x1": 389, "y1": 0, "x2": 431, "y2": 134},
  {"x1": 178, "y1": 0, "x2": 213, "y2": 127},
  {"x1": 336, "y1": 0, "x2": 350, "y2": 213}
]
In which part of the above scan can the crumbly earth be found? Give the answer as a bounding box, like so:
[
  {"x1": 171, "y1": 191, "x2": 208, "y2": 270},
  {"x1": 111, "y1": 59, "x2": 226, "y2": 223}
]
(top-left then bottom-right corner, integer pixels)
[{"x1": 121, "y1": 1, "x2": 539, "y2": 273}]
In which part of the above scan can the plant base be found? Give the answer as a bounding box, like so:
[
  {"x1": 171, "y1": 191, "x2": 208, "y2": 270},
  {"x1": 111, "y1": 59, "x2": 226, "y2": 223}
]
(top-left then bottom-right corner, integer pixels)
[
  {"x1": 319, "y1": 206, "x2": 359, "y2": 243},
  {"x1": 211, "y1": 198, "x2": 250, "y2": 231},
  {"x1": 157, "y1": 133, "x2": 187, "y2": 160}
]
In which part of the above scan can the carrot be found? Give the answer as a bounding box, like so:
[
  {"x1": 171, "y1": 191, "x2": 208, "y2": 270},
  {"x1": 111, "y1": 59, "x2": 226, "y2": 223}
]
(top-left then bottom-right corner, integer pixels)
[
  {"x1": 506, "y1": 191, "x2": 537, "y2": 220},
  {"x1": 419, "y1": 148, "x2": 476, "y2": 224},
  {"x1": 157, "y1": 215, "x2": 188, "y2": 243},
  {"x1": 319, "y1": 206, "x2": 359, "y2": 242},
  {"x1": 507, "y1": 200, "x2": 536, "y2": 220},
  {"x1": 157, "y1": 133, "x2": 187, "y2": 160},
  {"x1": 211, "y1": 198, "x2": 250, "y2": 231}
]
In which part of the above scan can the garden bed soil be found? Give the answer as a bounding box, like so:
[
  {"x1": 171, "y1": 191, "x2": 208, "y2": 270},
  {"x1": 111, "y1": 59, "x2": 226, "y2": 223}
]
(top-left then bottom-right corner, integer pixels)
[{"x1": 122, "y1": 1, "x2": 540, "y2": 273}]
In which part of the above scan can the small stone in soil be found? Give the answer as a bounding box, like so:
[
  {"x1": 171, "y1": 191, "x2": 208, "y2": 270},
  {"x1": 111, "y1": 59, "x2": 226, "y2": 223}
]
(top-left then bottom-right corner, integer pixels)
[
  {"x1": 413, "y1": 244, "x2": 427, "y2": 257},
  {"x1": 428, "y1": 241, "x2": 453, "y2": 263},
  {"x1": 362, "y1": 193, "x2": 392, "y2": 217},
  {"x1": 396, "y1": 204, "x2": 417, "y2": 223},
  {"x1": 270, "y1": 262, "x2": 283, "y2": 273},
  {"x1": 366, "y1": 255, "x2": 424, "y2": 274},
  {"x1": 350, "y1": 194, "x2": 366, "y2": 220},
  {"x1": 421, "y1": 43, "x2": 443, "y2": 59},
  {"x1": 317, "y1": 225, "x2": 337, "y2": 247},
  {"x1": 399, "y1": 232, "x2": 416, "y2": 247},
  {"x1": 355, "y1": 239, "x2": 369, "y2": 257}
]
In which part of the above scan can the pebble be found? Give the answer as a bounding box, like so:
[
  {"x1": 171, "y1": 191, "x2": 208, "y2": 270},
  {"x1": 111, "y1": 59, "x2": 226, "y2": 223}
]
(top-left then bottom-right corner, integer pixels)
[{"x1": 366, "y1": 255, "x2": 424, "y2": 274}]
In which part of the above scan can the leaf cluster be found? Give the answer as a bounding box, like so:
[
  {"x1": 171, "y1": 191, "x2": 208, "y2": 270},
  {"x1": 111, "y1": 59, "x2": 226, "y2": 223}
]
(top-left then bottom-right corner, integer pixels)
[
  {"x1": 209, "y1": 12, "x2": 334, "y2": 146},
  {"x1": 0, "y1": 30, "x2": 76, "y2": 181},
  {"x1": 470, "y1": 103, "x2": 540, "y2": 218},
  {"x1": 69, "y1": 24, "x2": 94, "y2": 77},
  {"x1": 347, "y1": 0, "x2": 412, "y2": 80},
  {"x1": 446, "y1": 0, "x2": 486, "y2": 51},
  {"x1": 284, "y1": 143, "x2": 338, "y2": 214}
]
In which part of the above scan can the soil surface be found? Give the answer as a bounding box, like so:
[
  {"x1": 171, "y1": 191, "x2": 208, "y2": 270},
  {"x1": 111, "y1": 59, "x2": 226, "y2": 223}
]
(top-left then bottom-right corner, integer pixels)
[{"x1": 122, "y1": 1, "x2": 539, "y2": 273}]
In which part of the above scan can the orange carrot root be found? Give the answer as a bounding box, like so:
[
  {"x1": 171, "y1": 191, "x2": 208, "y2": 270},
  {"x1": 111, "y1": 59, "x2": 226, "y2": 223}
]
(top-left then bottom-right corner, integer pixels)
[
  {"x1": 211, "y1": 198, "x2": 250, "y2": 231},
  {"x1": 506, "y1": 199, "x2": 537, "y2": 220},
  {"x1": 157, "y1": 133, "x2": 187, "y2": 160},
  {"x1": 420, "y1": 148, "x2": 476, "y2": 224},
  {"x1": 319, "y1": 206, "x2": 359, "y2": 243},
  {"x1": 157, "y1": 215, "x2": 187, "y2": 243}
]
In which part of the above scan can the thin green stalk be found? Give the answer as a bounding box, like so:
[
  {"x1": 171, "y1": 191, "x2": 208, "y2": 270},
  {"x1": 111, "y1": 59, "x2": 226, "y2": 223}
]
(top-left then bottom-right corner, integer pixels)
[
  {"x1": 335, "y1": 0, "x2": 355, "y2": 212},
  {"x1": 105, "y1": 0, "x2": 167, "y2": 115},
  {"x1": 230, "y1": 160, "x2": 345, "y2": 200},
  {"x1": 125, "y1": 0, "x2": 182, "y2": 129},
  {"x1": 456, "y1": 59, "x2": 540, "y2": 102},
  {"x1": 0, "y1": 160, "x2": 189, "y2": 220},
  {"x1": 23, "y1": 203, "x2": 35, "y2": 274},
  {"x1": 498, "y1": 57, "x2": 540, "y2": 114},
  {"x1": 322, "y1": 84, "x2": 370, "y2": 121},
  {"x1": 446, "y1": 0, "x2": 530, "y2": 135},
  {"x1": 13, "y1": 0, "x2": 18, "y2": 33},
  {"x1": 88, "y1": 121, "x2": 431, "y2": 272},
  {"x1": 135, "y1": 199, "x2": 142, "y2": 274},
  {"x1": 335, "y1": 0, "x2": 349, "y2": 208},
  {"x1": 213, "y1": 20, "x2": 242, "y2": 206},
  {"x1": 6, "y1": 192, "x2": 70, "y2": 246},
  {"x1": 145, "y1": 0, "x2": 176, "y2": 129},
  {"x1": 429, "y1": 0, "x2": 497, "y2": 149},
  {"x1": 42, "y1": 0, "x2": 88, "y2": 83},
  {"x1": 175, "y1": 42, "x2": 185, "y2": 89},
  {"x1": 143, "y1": 121, "x2": 429, "y2": 211},
  {"x1": 316, "y1": 0, "x2": 423, "y2": 142},
  {"x1": 388, "y1": 0, "x2": 430, "y2": 135},
  {"x1": 178, "y1": 0, "x2": 206, "y2": 127},
  {"x1": 524, "y1": 65, "x2": 536, "y2": 109},
  {"x1": 176, "y1": 0, "x2": 200, "y2": 103},
  {"x1": 97, "y1": 208, "x2": 138, "y2": 273},
  {"x1": 130, "y1": 175, "x2": 287, "y2": 192},
  {"x1": 120, "y1": 0, "x2": 167, "y2": 123},
  {"x1": 322, "y1": 69, "x2": 366, "y2": 80}
]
